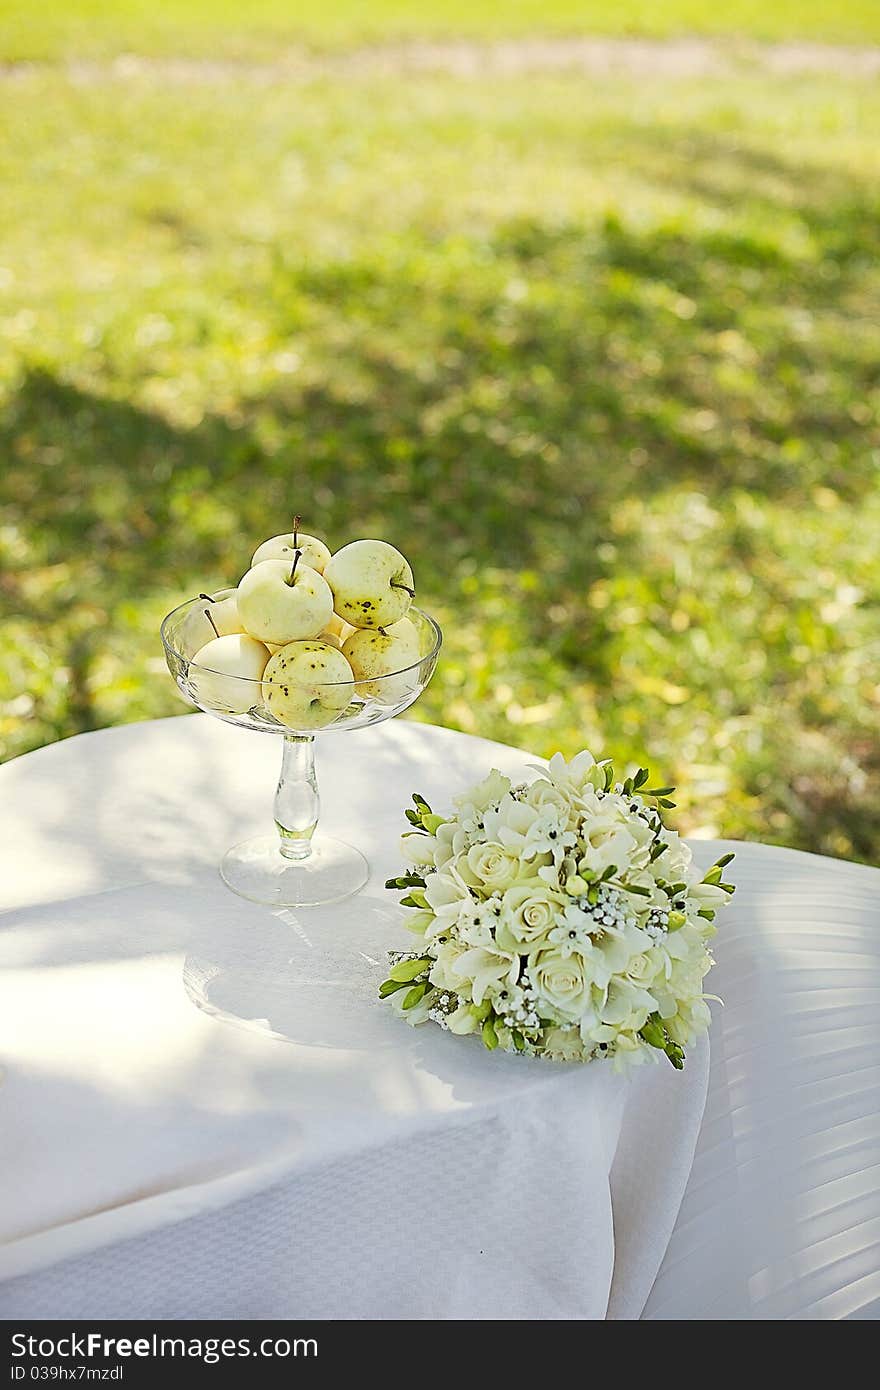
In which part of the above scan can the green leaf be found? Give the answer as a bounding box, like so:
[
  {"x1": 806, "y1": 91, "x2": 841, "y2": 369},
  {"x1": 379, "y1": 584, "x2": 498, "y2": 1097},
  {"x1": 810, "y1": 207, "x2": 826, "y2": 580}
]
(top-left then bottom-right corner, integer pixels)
[
  {"x1": 481, "y1": 1017, "x2": 499, "y2": 1050},
  {"x1": 633, "y1": 767, "x2": 650, "y2": 788},
  {"x1": 698, "y1": 908, "x2": 716, "y2": 921},
  {"x1": 714, "y1": 852, "x2": 736, "y2": 868},
  {"x1": 512, "y1": 1029, "x2": 526, "y2": 1053},
  {"x1": 379, "y1": 978, "x2": 410, "y2": 998},
  {"x1": 603, "y1": 764, "x2": 614, "y2": 791},
  {"x1": 623, "y1": 882, "x2": 651, "y2": 896},
  {"x1": 659, "y1": 798, "x2": 677, "y2": 809},
  {"x1": 703, "y1": 865, "x2": 723, "y2": 884},
  {"x1": 412, "y1": 793, "x2": 431, "y2": 812},
  {"x1": 402, "y1": 981, "x2": 430, "y2": 1010},
  {"x1": 388, "y1": 956, "x2": 432, "y2": 982},
  {"x1": 644, "y1": 785, "x2": 676, "y2": 797},
  {"x1": 385, "y1": 872, "x2": 426, "y2": 890}
]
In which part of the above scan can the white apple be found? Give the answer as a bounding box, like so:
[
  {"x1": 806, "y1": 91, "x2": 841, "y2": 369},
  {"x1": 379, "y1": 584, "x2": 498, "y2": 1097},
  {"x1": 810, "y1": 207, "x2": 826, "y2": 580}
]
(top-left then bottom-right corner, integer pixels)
[
  {"x1": 262, "y1": 640, "x2": 355, "y2": 730},
  {"x1": 342, "y1": 617, "x2": 422, "y2": 702},
  {"x1": 324, "y1": 539, "x2": 415, "y2": 629},
  {"x1": 251, "y1": 530, "x2": 331, "y2": 574},
  {"x1": 183, "y1": 588, "x2": 244, "y2": 651},
  {"x1": 237, "y1": 557, "x2": 333, "y2": 644},
  {"x1": 323, "y1": 613, "x2": 357, "y2": 644},
  {"x1": 189, "y1": 634, "x2": 269, "y2": 714},
  {"x1": 317, "y1": 629, "x2": 343, "y2": 649}
]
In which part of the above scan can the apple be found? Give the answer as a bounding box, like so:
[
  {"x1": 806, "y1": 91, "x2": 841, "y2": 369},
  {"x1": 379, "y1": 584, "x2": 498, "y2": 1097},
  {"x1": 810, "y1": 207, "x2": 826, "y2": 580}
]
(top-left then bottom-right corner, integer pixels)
[
  {"x1": 251, "y1": 530, "x2": 331, "y2": 575},
  {"x1": 189, "y1": 633, "x2": 269, "y2": 714},
  {"x1": 183, "y1": 588, "x2": 244, "y2": 651},
  {"x1": 262, "y1": 640, "x2": 355, "y2": 730},
  {"x1": 323, "y1": 613, "x2": 357, "y2": 644},
  {"x1": 324, "y1": 539, "x2": 414, "y2": 629},
  {"x1": 237, "y1": 556, "x2": 333, "y2": 644},
  {"x1": 342, "y1": 617, "x2": 421, "y2": 702}
]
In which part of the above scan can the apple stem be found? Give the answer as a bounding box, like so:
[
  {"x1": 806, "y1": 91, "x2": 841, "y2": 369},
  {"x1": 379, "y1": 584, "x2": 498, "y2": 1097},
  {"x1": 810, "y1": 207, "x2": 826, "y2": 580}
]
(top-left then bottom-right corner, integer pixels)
[
  {"x1": 391, "y1": 582, "x2": 415, "y2": 598},
  {"x1": 204, "y1": 608, "x2": 220, "y2": 639},
  {"x1": 198, "y1": 592, "x2": 215, "y2": 603},
  {"x1": 292, "y1": 514, "x2": 301, "y2": 551},
  {"x1": 286, "y1": 548, "x2": 302, "y2": 587}
]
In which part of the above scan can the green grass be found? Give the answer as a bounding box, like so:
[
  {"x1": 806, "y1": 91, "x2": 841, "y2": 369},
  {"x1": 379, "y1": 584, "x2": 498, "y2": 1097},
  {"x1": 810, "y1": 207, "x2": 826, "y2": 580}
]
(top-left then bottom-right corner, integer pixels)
[
  {"x1": 1, "y1": 23, "x2": 879, "y2": 862},
  {"x1": 2, "y1": 1, "x2": 880, "y2": 61}
]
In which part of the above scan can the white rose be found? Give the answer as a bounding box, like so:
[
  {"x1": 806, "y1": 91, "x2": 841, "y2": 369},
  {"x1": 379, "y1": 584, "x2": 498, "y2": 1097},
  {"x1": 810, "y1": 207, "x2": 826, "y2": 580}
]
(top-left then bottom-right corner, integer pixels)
[
  {"x1": 524, "y1": 778, "x2": 571, "y2": 814},
  {"x1": 453, "y1": 768, "x2": 512, "y2": 820},
  {"x1": 464, "y1": 841, "x2": 523, "y2": 893},
  {"x1": 624, "y1": 951, "x2": 661, "y2": 987},
  {"x1": 496, "y1": 881, "x2": 566, "y2": 953},
  {"x1": 529, "y1": 946, "x2": 592, "y2": 1022}
]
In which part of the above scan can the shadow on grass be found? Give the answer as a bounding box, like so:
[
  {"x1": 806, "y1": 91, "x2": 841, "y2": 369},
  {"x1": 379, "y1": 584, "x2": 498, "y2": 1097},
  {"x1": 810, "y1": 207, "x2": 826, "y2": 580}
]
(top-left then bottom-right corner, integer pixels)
[{"x1": 2, "y1": 134, "x2": 879, "y2": 858}]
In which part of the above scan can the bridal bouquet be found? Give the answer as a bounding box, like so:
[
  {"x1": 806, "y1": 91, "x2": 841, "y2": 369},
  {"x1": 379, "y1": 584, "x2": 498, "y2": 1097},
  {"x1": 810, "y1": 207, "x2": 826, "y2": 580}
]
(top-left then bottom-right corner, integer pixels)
[{"x1": 380, "y1": 750, "x2": 734, "y2": 1068}]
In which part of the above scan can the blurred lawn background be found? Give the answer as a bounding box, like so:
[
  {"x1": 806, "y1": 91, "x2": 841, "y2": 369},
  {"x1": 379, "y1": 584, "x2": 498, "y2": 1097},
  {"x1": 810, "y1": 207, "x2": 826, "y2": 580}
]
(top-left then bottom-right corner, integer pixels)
[{"x1": 1, "y1": 3, "x2": 879, "y2": 861}]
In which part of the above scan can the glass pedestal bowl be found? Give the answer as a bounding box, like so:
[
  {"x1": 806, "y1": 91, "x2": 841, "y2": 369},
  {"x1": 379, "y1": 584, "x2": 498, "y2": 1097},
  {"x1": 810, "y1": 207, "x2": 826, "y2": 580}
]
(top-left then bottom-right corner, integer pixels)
[{"x1": 160, "y1": 598, "x2": 441, "y2": 907}]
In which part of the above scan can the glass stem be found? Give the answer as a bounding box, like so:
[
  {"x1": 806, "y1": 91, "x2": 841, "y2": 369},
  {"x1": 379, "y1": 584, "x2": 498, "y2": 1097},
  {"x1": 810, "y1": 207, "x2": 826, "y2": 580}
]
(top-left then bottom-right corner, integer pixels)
[{"x1": 274, "y1": 735, "x2": 319, "y2": 860}]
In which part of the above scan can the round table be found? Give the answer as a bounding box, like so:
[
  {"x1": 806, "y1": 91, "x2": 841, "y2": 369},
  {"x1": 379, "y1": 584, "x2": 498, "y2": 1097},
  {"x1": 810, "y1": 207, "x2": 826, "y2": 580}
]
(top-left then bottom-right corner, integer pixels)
[{"x1": 1, "y1": 716, "x2": 878, "y2": 1320}]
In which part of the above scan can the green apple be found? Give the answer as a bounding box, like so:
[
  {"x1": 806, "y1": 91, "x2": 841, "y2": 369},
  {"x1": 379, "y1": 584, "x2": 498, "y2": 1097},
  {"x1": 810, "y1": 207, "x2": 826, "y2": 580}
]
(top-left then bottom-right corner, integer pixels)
[
  {"x1": 251, "y1": 531, "x2": 331, "y2": 574},
  {"x1": 341, "y1": 617, "x2": 421, "y2": 703},
  {"x1": 189, "y1": 633, "x2": 270, "y2": 714},
  {"x1": 237, "y1": 557, "x2": 333, "y2": 644},
  {"x1": 262, "y1": 640, "x2": 355, "y2": 730},
  {"x1": 324, "y1": 539, "x2": 414, "y2": 629}
]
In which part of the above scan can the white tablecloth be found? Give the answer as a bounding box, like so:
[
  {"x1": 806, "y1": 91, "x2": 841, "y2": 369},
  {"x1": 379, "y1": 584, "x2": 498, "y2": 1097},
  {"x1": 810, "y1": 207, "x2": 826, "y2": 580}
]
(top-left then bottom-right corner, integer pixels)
[{"x1": 0, "y1": 717, "x2": 878, "y2": 1319}]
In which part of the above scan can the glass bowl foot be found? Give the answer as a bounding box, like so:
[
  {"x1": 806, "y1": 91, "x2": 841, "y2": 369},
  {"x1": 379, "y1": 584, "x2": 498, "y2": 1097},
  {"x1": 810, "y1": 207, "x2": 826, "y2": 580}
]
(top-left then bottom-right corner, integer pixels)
[{"x1": 220, "y1": 834, "x2": 369, "y2": 908}]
